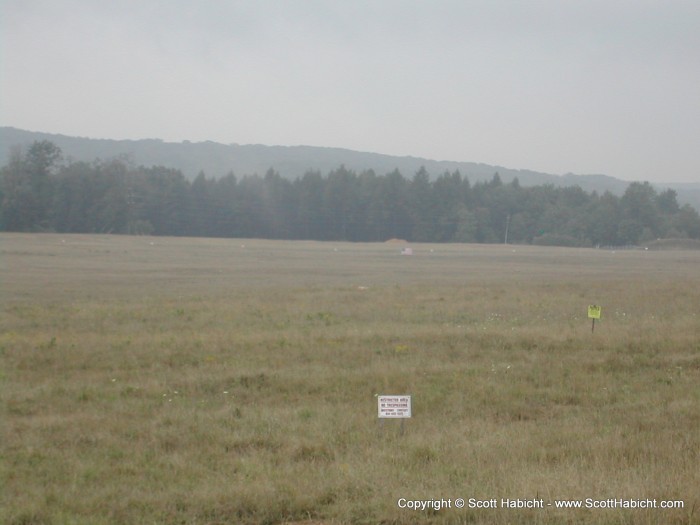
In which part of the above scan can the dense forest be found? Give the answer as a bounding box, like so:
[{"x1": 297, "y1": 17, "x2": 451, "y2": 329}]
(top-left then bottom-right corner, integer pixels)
[{"x1": 2, "y1": 141, "x2": 699, "y2": 246}]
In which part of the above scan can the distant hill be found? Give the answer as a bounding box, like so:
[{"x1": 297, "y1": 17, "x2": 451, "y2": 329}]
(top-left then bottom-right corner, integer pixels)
[{"x1": 2, "y1": 126, "x2": 698, "y2": 210}]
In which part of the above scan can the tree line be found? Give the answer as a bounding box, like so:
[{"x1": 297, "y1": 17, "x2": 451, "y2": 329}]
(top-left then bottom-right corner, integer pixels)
[{"x1": 2, "y1": 140, "x2": 699, "y2": 246}]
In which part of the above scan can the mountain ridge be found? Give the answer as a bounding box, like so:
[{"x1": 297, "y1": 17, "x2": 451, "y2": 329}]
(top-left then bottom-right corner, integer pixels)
[{"x1": 2, "y1": 126, "x2": 698, "y2": 210}]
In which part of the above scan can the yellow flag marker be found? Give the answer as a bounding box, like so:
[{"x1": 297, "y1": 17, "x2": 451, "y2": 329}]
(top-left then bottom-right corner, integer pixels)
[
  {"x1": 588, "y1": 305, "x2": 601, "y2": 319},
  {"x1": 588, "y1": 305, "x2": 601, "y2": 332}
]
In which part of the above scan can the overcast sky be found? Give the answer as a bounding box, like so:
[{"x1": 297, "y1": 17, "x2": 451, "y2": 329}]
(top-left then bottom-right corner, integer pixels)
[{"x1": 2, "y1": 0, "x2": 699, "y2": 183}]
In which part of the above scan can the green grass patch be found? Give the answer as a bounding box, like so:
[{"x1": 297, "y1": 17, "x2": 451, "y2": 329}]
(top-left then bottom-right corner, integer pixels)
[{"x1": 2, "y1": 234, "x2": 699, "y2": 524}]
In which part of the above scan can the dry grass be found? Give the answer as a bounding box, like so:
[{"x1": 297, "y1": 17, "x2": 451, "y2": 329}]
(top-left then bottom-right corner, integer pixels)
[{"x1": 2, "y1": 233, "x2": 699, "y2": 524}]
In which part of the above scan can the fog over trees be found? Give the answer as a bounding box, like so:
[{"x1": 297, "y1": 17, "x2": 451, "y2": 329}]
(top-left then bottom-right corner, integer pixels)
[{"x1": 2, "y1": 141, "x2": 699, "y2": 246}]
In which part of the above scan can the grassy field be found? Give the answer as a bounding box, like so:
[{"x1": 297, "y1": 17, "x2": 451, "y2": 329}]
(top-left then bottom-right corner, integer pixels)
[{"x1": 2, "y1": 233, "x2": 699, "y2": 525}]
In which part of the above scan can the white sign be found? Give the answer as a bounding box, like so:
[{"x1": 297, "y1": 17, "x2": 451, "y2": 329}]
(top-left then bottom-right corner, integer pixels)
[{"x1": 378, "y1": 395, "x2": 412, "y2": 418}]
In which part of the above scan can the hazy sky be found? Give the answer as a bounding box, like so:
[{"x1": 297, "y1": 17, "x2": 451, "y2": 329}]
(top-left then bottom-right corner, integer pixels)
[{"x1": 2, "y1": 0, "x2": 699, "y2": 182}]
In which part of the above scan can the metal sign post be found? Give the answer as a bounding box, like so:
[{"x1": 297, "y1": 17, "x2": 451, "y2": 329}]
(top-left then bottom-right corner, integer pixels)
[
  {"x1": 588, "y1": 305, "x2": 601, "y2": 332},
  {"x1": 377, "y1": 395, "x2": 411, "y2": 435}
]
